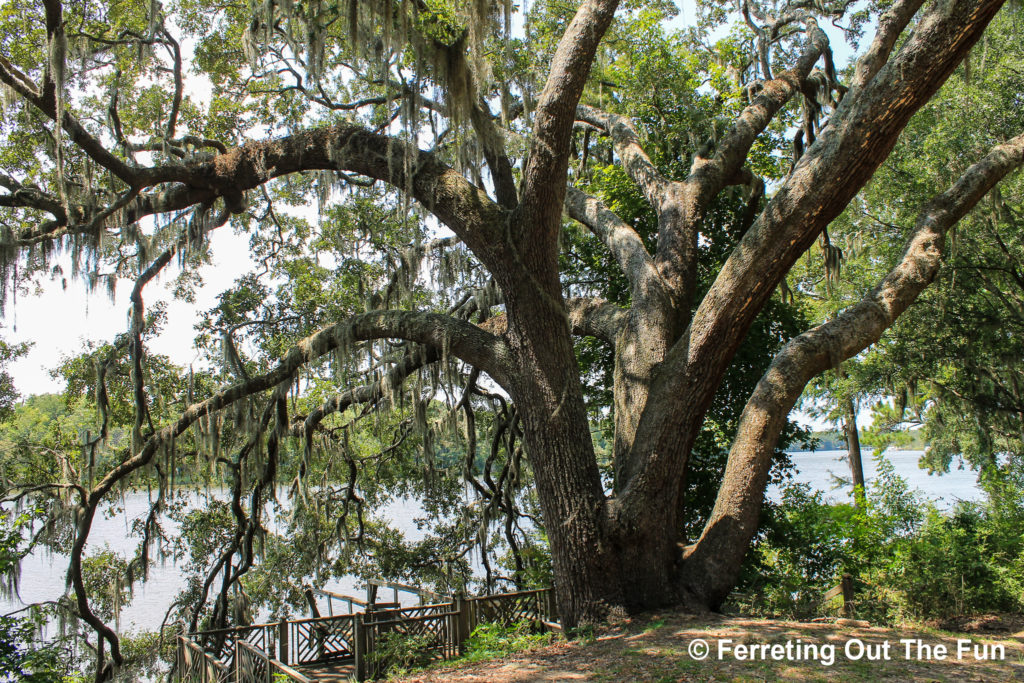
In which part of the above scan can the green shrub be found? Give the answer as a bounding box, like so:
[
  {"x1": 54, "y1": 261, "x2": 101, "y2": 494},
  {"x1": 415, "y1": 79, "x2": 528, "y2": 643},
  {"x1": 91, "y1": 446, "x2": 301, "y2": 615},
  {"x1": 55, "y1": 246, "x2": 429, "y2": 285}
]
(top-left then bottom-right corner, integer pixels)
[
  {"x1": 460, "y1": 619, "x2": 553, "y2": 663},
  {"x1": 371, "y1": 630, "x2": 436, "y2": 678},
  {"x1": 879, "y1": 471, "x2": 1024, "y2": 621},
  {"x1": 737, "y1": 455, "x2": 1024, "y2": 625}
]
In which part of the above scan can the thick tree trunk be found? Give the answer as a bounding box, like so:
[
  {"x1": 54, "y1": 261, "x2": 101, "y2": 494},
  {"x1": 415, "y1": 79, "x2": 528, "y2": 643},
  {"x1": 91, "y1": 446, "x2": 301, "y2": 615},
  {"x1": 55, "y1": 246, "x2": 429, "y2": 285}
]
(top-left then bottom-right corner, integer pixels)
[
  {"x1": 518, "y1": 404, "x2": 614, "y2": 625},
  {"x1": 500, "y1": 231, "x2": 615, "y2": 626},
  {"x1": 611, "y1": 308, "x2": 676, "y2": 490}
]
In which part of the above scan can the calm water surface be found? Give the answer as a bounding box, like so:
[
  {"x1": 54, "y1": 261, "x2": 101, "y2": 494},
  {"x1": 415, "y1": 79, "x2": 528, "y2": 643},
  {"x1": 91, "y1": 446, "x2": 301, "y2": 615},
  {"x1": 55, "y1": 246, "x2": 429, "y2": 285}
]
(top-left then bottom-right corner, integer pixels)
[
  {"x1": 4, "y1": 492, "x2": 427, "y2": 633},
  {"x1": 776, "y1": 449, "x2": 983, "y2": 505},
  {"x1": 6, "y1": 449, "x2": 982, "y2": 633}
]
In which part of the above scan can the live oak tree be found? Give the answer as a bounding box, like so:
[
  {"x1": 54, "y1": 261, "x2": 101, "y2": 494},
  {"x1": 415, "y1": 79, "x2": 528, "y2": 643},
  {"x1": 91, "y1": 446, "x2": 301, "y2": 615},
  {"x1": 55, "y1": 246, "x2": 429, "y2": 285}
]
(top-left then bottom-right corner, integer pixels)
[{"x1": 2, "y1": 0, "x2": 1024, "y2": 679}]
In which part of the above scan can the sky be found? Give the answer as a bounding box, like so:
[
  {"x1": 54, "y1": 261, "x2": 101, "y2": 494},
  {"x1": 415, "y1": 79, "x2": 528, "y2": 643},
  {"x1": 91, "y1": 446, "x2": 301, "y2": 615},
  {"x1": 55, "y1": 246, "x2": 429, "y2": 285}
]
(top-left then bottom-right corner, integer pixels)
[{"x1": 1, "y1": 227, "x2": 253, "y2": 393}]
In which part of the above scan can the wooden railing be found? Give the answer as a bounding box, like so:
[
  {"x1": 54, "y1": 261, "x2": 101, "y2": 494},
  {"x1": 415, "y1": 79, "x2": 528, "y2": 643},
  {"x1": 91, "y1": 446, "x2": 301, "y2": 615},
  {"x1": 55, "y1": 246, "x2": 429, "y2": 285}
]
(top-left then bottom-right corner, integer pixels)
[
  {"x1": 365, "y1": 578, "x2": 451, "y2": 606},
  {"x1": 285, "y1": 613, "x2": 356, "y2": 665},
  {"x1": 235, "y1": 641, "x2": 313, "y2": 682},
  {"x1": 309, "y1": 587, "x2": 369, "y2": 615},
  {"x1": 357, "y1": 590, "x2": 555, "y2": 680},
  {"x1": 177, "y1": 635, "x2": 230, "y2": 683},
  {"x1": 191, "y1": 621, "x2": 278, "y2": 671},
  {"x1": 360, "y1": 603, "x2": 460, "y2": 680},
  {"x1": 190, "y1": 613, "x2": 355, "y2": 669},
  {"x1": 183, "y1": 585, "x2": 558, "y2": 681},
  {"x1": 466, "y1": 588, "x2": 558, "y2": 632}
]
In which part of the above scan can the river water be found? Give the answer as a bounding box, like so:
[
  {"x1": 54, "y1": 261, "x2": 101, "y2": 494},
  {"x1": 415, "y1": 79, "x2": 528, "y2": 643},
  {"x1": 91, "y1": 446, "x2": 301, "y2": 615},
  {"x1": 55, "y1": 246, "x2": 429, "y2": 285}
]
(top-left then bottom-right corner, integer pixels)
[
  {"x1": 5, "y1": 449, "x2": 982, "y2": 634},
  {"x1": 778, "y1": 449, "x2": 983, "y2": 505}
]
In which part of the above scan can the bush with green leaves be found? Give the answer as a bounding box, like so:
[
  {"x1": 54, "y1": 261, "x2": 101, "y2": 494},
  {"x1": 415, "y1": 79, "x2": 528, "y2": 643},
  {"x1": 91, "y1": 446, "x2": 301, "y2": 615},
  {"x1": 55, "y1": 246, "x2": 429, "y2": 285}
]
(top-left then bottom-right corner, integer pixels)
[
  {"x1": 459, "y1": 619, "x2": 554, "y2": 663},
  {"x1": 877, "y1": 470, "x2": 1024, "y2": 622},
  {"x1": 370, "y1": 629, "x2": 437, "y2": 678},
  {"x1": 738, "y1": 456, "x2": 1024, "y2": 625}
]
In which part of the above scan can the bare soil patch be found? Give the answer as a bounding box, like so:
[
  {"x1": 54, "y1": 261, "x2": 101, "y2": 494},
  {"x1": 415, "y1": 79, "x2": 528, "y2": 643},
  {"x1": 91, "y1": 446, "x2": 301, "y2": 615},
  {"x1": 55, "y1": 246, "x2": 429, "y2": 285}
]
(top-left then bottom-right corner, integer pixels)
[{"x1": 395, "y1": 611, "x2": 1024, "y2": 682}]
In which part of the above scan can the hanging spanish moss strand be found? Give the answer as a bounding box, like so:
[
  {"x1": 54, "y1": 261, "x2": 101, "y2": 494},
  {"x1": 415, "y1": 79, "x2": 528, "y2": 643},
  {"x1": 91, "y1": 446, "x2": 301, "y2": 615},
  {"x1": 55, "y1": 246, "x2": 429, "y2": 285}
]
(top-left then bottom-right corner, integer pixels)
[{"x1": 48, "y1": 15, "x2": 69, "y2": 219}]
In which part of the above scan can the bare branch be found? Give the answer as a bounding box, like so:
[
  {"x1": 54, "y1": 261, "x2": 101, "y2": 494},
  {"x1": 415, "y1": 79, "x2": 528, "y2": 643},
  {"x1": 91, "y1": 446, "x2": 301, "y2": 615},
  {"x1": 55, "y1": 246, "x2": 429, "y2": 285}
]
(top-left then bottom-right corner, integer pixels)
[
  {"x1": 160, "y1": 23, "x2": 184, "y2": 140},
  {"x1": 691, "y1": 31, "x2": 825, "y2": 197},
  {"x1": 575, "y1": 105, "x2": 671, "y2": 208},
  {"x1": 564, "y1": 185, "x2": 664, "y2": 302},
  {"x1": 469, "y1": 99, "x2": 518, "y2": 209},
  {"x1": 848, "y1": 0, "x2": 927, "y2": 95}
]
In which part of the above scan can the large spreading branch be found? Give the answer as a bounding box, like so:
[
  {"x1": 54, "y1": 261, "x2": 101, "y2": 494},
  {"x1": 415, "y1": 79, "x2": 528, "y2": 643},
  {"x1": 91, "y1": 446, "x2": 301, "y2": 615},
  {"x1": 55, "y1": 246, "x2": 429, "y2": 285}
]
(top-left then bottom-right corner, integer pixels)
[
  {"x1": 292, "y1": 344, "x2": 440, "y2": 440},
  {"x1": 62, "y1": 305, "x2": 509, "y2": 675},
  {"x1": 682, "y1": 129, "x2": 1024, "y2": 605},
  {"x1": 518, "y1": 0, "x2": 620, "y2": 255},
  {"x1": 468, "y1": 99, "x2": 519, "y2": 210},
  {"x1": 691, "y1": 31, "x2": 826, "y2": 198},
  {"x1": 0, "y1": 119, "x2": 514, "y2": 284},
  {"x1": 90, "y1": 308, "x2": 511, "y2": 505},
  {"x1": 480, "y1": 297, "x2": 627, "y2": 346},
  {"x1": 620, "y1": 0, "x2": 1006, "y2": 511}
]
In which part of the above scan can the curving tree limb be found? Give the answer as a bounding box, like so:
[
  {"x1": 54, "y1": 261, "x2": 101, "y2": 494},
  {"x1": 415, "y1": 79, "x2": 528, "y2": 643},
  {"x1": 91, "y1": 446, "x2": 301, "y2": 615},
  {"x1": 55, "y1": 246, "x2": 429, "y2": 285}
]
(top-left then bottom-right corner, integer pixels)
[{"x1": 682, "y1": 130, "x2": 1024, "y2": 605}]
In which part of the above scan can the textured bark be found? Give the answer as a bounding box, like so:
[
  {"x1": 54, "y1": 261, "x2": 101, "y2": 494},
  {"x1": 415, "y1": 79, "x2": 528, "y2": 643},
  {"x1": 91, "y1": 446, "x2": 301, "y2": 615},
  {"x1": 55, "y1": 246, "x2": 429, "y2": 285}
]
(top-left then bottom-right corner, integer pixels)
[
  {"x1": 7, "y1": 0, "x2": 1022, "y2": 641},
  {"x1": 616, "y1": 0, "x2": 1005, "y2": 532},
  {"x1": 494, "y1": 0, "x2": 624, "y2": 626},
  {"x1": 572, "y1": 34, "x2": 823, "y2": 486},
  {"x1": 681, "y1": 131, "x2": 1024, "y2": 607}
]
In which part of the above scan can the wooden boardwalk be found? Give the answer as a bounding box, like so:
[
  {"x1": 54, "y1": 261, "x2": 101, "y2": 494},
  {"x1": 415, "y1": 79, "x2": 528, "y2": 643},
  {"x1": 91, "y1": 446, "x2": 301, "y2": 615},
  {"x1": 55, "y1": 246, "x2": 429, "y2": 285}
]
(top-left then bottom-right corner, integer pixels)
[
  {"x1": 295, "y1": 661, "x2": 355, "y2": 681},
  {"x1": 176, "y1": 581, "x2": 557, "y2": 682}
]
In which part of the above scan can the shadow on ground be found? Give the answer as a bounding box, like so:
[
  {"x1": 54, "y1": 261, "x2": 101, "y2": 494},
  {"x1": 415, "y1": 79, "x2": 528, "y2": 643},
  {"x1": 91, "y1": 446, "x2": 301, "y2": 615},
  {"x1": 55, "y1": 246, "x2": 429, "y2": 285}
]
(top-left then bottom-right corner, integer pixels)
[{"x1": 396, "y1": 612, "x2": 1024, "y2": 682}]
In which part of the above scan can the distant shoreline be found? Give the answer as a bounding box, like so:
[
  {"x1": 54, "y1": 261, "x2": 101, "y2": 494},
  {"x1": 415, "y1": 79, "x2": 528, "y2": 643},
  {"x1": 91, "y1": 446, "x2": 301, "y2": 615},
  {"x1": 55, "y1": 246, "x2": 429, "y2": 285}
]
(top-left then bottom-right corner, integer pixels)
[{"x1": 786, "y1": 447, "x2": 921, "y2": 455}]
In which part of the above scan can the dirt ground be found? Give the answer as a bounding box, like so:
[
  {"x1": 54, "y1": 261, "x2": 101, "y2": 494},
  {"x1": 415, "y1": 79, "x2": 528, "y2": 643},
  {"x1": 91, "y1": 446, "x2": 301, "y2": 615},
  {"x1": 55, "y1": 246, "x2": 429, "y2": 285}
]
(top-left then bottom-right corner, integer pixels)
[{"x1": 394, "y1": 611, "x2": 1024, "y2": 682}]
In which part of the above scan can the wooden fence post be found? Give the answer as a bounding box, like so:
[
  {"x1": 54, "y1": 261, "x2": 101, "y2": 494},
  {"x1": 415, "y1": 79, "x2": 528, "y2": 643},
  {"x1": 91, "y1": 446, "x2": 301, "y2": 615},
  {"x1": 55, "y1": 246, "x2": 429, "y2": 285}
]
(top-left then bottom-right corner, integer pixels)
[
  {"x1": 353, "y1": 612, "x2": 366, "y2": 682},
  {"x1": 841, "y1": 573, "x2": 854, "y2": 617},
  {"x1": 278, "y1": 620, "x2": 289, "y2": 665},
  {"x1": 453, "y1": 593, "x2": 469, "y2": 654}
]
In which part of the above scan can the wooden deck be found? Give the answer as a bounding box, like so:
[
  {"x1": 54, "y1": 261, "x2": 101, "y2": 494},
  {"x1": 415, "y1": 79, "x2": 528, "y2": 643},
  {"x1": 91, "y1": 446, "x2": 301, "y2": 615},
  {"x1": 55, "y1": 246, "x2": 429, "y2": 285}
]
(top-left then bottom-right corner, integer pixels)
[
  {"x1": 176, "y1": 583, "x2": 557, "y2": 682},
  {"x1": 295, "y1": 661, "x2": 355, "y2": 681}
]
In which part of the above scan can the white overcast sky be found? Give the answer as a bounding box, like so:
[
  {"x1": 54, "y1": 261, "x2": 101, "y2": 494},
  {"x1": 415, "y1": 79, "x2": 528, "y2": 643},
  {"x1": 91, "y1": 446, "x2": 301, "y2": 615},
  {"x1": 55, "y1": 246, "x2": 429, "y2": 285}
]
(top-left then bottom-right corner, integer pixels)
[{"x1": 2, "y1": 227, "x2": 253, "y2": 394}]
